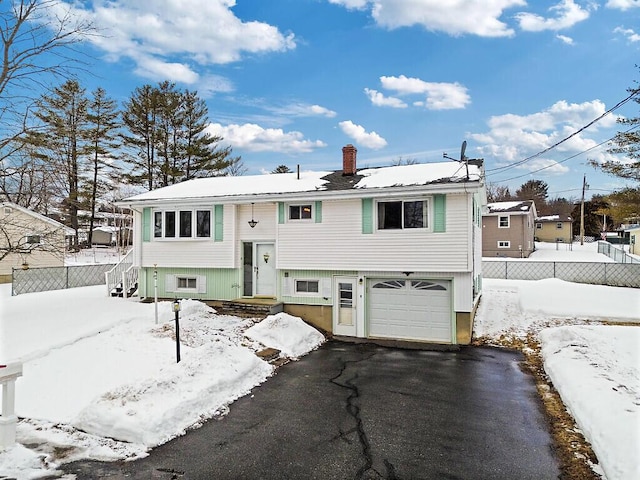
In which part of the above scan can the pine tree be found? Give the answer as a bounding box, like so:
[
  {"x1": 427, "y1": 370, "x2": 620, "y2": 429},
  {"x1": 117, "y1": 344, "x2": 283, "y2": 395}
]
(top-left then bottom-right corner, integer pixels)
[
  {"x1": 84, "y1": 87, "x2": 120, "y2": 246},
  {"x1": 182, "y1": 90, "x2": 233, "y2": 180},
  {"x1": 121, "y1": 83, "x2": 238, "y2": 189},
  {"x1": 121, "y1": 84, "x2": 160, "y2": 190},
  {"x1": 25, "y1": 80, "x2": 89, "y2": 249}
]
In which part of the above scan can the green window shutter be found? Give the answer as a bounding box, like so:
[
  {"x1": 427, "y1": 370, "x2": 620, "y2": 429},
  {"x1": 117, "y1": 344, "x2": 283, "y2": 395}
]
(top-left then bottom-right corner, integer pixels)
[
  {"x1": 433, "y1": 194, "x2": 446, "y2": 233},
  {"x1": 278, "y1": 202, "x2": 285, "y2": 224},
  {"x1": 315, "y1": 201, "x2": 322, "y2": 223},
  {"x1": 142, "y1": 208, "x2": 151, "y2": 242},
  {"x1": 214, "y1": 205, "x2": 224, "y2": 241},
  {"x1": 362, "y1": 198, "x2": 373, "y2": 234}
]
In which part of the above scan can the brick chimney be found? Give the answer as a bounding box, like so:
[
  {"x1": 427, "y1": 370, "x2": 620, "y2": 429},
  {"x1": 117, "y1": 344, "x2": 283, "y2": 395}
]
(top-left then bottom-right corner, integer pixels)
[{"x1": 342, "y1": 144, "x2": 357, "y2": 176}]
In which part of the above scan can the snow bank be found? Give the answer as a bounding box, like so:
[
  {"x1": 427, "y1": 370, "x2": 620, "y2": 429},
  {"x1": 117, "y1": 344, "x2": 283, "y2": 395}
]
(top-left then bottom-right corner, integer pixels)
[
  {"x1": 74, "y1": 340, "x2": 273, "y2": 447},
  {"x1": 245, "y1": 312, "x2": 325, "y2": 358},
  {"x1": 540, "y1": 326, "x2": 640, "y2": 480}
]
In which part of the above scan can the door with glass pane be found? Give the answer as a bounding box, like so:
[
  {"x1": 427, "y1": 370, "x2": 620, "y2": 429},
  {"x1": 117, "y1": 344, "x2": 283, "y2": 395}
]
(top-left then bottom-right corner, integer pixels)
[{"x1": 333, "y1": 276, "x2": 357, "y2": 336}]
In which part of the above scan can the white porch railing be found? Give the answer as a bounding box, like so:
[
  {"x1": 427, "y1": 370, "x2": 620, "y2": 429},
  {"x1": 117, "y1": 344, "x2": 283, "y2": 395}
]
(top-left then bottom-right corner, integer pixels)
[
  {"x1": 0, "y1": 362, "x2": 23, "y2": 449},
  {"x1": 105, "y1": 249, "x2": 138, "y2": 297}
]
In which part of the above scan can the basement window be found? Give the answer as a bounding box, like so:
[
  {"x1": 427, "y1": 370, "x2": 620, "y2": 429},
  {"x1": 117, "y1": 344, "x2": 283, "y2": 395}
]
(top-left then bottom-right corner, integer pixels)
[
  {"x1": 498, "y1": 241, "x2": 510, "y2": 248},
  {"x1": 295, "y1": 280, "x2": 319, "y2": 294}
]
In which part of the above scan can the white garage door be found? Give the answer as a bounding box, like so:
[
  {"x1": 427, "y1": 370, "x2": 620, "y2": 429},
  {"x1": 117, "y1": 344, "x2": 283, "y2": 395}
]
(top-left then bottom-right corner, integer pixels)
[{"x1": 368, "y1": 279, "x2": 452, "y2": 343}]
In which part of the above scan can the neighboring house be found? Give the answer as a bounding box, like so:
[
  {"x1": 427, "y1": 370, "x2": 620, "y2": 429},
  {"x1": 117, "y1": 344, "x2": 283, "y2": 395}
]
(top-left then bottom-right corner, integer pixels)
[
  {"x1": 535, "y1": 215, "x2": 573, "y2": 243},
  {"x1": 482, "y1": 200, "x2": 536, "y2": 258},
  {"x1": 0, "y1": 202, "x2": 73, "y2": 282},
  {"x1": 119, "y1": 145, "x2": 487, "y2": 345},
  {"x1": 628, "y1": 226, "x2": 640, "y2": 255}
]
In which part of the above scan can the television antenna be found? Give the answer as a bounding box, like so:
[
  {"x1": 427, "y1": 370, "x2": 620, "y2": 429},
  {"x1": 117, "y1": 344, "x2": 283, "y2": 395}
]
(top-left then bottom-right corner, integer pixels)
[{"x1": 443, "y1": 140, "x2": 469, "y2": 179}]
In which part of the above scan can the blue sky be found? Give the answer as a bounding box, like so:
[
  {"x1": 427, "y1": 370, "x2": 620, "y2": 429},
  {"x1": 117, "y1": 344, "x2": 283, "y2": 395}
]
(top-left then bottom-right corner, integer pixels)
[{"x1": 45, "y1": 0, "x2": 640, "y2": 200}]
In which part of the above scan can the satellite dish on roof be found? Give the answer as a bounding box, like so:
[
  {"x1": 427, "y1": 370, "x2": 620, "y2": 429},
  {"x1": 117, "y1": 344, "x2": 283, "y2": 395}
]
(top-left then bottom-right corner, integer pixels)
[{"x1": 443, "y1": 141, "x2": 470, "y2": 180}]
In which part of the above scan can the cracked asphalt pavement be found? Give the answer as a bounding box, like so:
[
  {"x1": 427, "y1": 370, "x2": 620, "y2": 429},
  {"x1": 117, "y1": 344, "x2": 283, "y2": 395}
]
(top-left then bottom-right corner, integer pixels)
[{"x1": 64, "y1": 341, "x2": 560, "y2": 479}]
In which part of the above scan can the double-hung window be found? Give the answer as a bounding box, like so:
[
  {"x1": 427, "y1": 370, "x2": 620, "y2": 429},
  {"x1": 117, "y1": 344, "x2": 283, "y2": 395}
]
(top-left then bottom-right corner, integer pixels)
[
  {"x1": 498, "y1": 215, "x2": 510, "y2": 228},
  {"x1": 377, "y1": 199, "x2": 428, "y2": 230},
  {"x1": 153, "y1": 209, "x2": 211, "y2": 239}
]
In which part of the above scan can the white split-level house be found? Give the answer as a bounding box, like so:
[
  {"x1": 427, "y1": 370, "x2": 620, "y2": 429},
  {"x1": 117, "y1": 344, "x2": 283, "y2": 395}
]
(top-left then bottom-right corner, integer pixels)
[{"x1": 119, "y1": 145, "x2": 487, "y2": 345}]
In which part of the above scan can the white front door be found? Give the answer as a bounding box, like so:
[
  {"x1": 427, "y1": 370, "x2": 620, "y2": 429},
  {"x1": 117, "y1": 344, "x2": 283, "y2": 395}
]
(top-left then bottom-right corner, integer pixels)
[
  {"x1": 333, "y1": 276, "x2": 357, "y2": 336},
  {"x1": 255, "y1": 243, "x2": 276, "y2": 297}
]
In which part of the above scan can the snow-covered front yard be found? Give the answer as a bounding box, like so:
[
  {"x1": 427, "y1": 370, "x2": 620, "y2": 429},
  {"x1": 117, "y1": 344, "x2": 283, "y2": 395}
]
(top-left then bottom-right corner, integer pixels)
[{"x1": 0, "y1": 242, "x2": 638, "y2": 479}]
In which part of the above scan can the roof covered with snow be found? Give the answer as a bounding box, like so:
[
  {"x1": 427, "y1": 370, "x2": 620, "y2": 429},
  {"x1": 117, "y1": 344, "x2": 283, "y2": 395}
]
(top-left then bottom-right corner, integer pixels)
[
  {"x1": 536, "y1": 215, "x2": 572, "y2": 222},
  {"x1": 485, "y1": 200, "x2": 535, "y2": 214},
  {"x1": 122, "y1": 161, "x2": 482, "y2": 204}
]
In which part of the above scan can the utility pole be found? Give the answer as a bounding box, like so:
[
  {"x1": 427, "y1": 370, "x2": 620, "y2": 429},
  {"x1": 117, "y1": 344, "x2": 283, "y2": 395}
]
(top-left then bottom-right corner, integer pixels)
[{"x1": 579, "y1": 174, "x2": 588, "y2": 246}]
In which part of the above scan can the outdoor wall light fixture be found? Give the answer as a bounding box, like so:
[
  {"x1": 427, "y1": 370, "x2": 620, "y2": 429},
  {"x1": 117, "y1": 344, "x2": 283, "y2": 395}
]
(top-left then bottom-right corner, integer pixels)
[
  {"x1": 248, "y1": 203, "x2": 259, "y2": 228},
  {"x1": 263, "y1": 252, "x2": 270, "y2": 263}
]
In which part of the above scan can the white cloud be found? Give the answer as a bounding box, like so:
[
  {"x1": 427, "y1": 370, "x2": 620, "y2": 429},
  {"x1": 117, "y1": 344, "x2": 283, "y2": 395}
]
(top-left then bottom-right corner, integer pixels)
[
  {"x1": 330, "y1": 0, "x2": 526, "y2": 37},
  {"x1": 556, "y1": 34, "x2": 575, "y2": 44},
  {"x1": 516, "y1": 0, "x2": 590, "y2": 32},
  {"x1": 270, "y1": 104, "x2": 337, "y2": 118},
  {"x1": 614, "y1": 26, "x2": 640, "y2": 42},
  {"x1": 378, "y1": 75, "x2": 470, "y2": 110},
  {"x1": 338, "y1": 121, "x2": 388, "y2": 149},
  {"x1": 364, "y1": 88, "x2": 407, "y2": 108},
  {"x1": 606, "y1": 0, "x2": 640, "y2": 10},
  {"x1": 471, "y1": 100, "x2": 621, "y2": 174},
  {"x1": 52, "y1": 0, "x2": 295, "y2": 83},
  {"x1": 207, "y1": 123, "x2": 326, "y2": 154}
]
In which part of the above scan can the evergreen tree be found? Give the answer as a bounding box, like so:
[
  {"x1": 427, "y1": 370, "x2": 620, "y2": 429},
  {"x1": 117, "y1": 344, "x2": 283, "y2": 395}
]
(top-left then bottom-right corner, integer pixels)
[
  {"x1": 84, "y1": 87, "x2": 120, "y2": 245},
  {"x1": 121, "y1": 83, "x2": 237, "y2": 189},
  {"x1": 121, "y1": 84, "x2": 160, "y2": 191},
  {"x1": 25, "y1": 80, "x2": 89, "y2": 249},
  {"x1": 272, "y1": 165, "x2": 292, "y2": 173},
  {"x1": 515, "y1": 179, "x2": 549, "y2": 207},
  {"x1": 182, "y1": 90, "x2": 233, "y2": 180}
]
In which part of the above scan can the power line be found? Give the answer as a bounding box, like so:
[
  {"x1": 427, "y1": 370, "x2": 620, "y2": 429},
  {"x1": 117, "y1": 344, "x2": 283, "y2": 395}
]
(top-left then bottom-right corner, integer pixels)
[
  {"x1": 485, "y1": 88, "x2": 640, "y2": 174},
  {"x1": 488, "y1": 124, "x2": 640, "y2": 183}
]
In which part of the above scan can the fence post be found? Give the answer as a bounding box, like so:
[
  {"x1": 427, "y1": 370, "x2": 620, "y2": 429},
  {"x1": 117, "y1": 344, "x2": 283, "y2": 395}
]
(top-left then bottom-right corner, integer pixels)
[
  {"x1": 505, "y1": 261, "x2": 508, "y2": 279},
  {"x1": 604, "y1": 263, "x2": 607, "y2": 286},
  {"x1": 65, "y1": 266, "x2": 69, "y2": 290}
]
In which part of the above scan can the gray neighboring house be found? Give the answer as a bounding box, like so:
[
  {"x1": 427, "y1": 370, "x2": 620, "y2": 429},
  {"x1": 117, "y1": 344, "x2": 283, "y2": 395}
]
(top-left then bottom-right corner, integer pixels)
[{"x1": 482, "y1": 200, "x2": 537, "y2": 258}]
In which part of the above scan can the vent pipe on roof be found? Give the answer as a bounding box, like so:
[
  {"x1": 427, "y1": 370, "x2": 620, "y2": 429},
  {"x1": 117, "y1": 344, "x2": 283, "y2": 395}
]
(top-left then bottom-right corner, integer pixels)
[{"x1": 297, "y1": 164, "x2": 300, "y2": 180}]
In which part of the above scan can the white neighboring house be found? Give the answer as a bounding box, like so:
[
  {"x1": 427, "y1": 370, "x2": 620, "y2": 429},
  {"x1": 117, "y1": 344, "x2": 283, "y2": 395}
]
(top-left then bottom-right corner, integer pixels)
[
  {"x1": 119, "y1": 145, "x2": 487, "y2": 345},
  {"x1": 0, "y1": 202, "x2": 73, "y2": 282}
]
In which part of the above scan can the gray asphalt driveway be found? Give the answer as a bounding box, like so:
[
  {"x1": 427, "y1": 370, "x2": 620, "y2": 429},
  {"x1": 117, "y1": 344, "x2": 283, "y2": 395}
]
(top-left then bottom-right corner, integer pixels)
[{"x1": 64, "y1": 341, "x2": 560, "y2": 479}]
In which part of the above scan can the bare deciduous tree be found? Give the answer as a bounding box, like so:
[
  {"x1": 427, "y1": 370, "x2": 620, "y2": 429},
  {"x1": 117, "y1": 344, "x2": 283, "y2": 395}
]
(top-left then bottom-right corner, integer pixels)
[{"x1": 0, "y1": 0, "x2": 94, "y2": 203}]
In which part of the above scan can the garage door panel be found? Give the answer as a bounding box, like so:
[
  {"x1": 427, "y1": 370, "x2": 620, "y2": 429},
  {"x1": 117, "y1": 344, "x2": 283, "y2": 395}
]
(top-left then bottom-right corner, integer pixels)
[{"x1": 368, "y1": 279, "x2": 452, "y2": 343}]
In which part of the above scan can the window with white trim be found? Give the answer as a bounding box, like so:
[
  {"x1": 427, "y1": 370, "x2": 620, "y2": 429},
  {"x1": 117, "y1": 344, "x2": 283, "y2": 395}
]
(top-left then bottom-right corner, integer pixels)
[
  {"x1": 25, "y1": 235, "x2": 41, "y2": 245},
  {"x1": 153, "y1": 209, "x2": 211, "y2": 239},
  {"x1": 536, "y1": 222, "x2": 542, "y2": 229},
  {"x1": 498, "y1": 241, "x2": 510, "y2": 248},
  {"x1": 177, "y1": 276, "x2": 197, "y2": 290},
  {"x1": 295, "y1": 280, "x2": 319, "y2": 294},
  {"x1": 556, "y1": 222, "x2": 563, "y2": 229},
  {"x1": 377, "y1": 199, "x2": 428, "y2": 230},
  {"x1": 289, "y1": 204, "x2": 312, "y2": 221},
  {"x1": 498, "y1": 215, "x2": 510, "y2": 228},
  {"x1": 165, "y1": 274, "x2": 207, "y2": 294}
]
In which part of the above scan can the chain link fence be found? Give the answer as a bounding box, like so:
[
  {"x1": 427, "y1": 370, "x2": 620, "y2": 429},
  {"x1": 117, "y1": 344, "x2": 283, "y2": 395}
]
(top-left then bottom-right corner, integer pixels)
[
  {"x1": 482, "y1": 261, "x2": 640, "y2": 288},
  {"x1": 597, "y1": 241, "x2": 639, "y2": 264},
  {"x1": 11, "y1": 264, "x2": 116, "y2": 295}
]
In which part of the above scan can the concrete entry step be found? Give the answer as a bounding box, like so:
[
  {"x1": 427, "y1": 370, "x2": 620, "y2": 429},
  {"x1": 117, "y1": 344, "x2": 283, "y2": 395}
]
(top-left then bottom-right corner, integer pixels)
[{"x1": 213, "y1": 298, "x2": 283, "y2": 318}]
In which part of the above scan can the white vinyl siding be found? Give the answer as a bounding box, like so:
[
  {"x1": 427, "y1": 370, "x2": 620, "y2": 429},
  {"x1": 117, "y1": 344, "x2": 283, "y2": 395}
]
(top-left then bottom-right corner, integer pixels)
[
  {"x1": 277, "y1": 195, "x2": 470, "y2": 272},
  {"x1": 140, "y1": 204, "x2": 235, "y2": 268}
]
